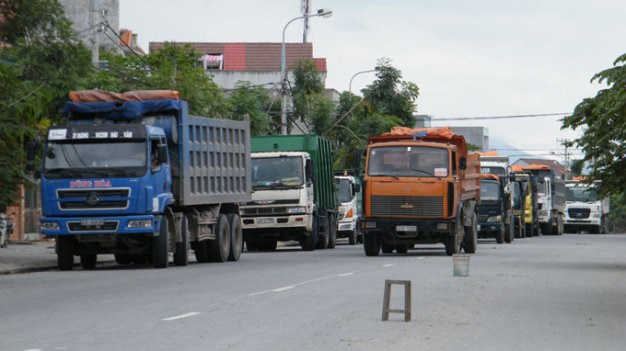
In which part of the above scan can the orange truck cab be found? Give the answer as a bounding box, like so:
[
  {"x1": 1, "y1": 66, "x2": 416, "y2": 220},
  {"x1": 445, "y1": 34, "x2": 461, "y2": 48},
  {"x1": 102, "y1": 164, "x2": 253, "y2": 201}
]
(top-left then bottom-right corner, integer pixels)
[{"x1": 359, "y1": 127, "x2": 481, "y2": 256}]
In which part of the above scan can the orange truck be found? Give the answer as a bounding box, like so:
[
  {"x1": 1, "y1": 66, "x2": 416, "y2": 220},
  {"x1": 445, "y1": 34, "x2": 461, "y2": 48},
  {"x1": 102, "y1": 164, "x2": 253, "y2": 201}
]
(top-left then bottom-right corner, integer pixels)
[{"x1": 359, "y1": 127, "x2": 481, "y2": 256}]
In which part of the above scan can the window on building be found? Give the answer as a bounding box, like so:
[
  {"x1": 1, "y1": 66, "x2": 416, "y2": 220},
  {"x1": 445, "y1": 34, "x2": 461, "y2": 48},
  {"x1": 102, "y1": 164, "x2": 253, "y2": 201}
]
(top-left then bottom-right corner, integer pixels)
[{"x1": 200, "y1": 53, "x2": 224, "y2": 70}]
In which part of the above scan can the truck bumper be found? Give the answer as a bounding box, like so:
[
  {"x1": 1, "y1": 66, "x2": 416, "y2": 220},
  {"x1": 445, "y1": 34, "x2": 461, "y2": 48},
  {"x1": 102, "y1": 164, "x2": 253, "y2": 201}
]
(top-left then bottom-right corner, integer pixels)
[
  {"x1": 477, "y1": 221, "x2": 502, "y2": 235},
  {"x1": 40, "y1": 215, "x2": 158, "y2": 236},
  {"x1": 337, "y1": 218, "x2": 357, "y2": 233},
  {"x1": 241, "y1": 214, "x2": 312, "y2": 231},
  {"x1": 360, "y1": 218, "x2": 455, "y2": 243}
]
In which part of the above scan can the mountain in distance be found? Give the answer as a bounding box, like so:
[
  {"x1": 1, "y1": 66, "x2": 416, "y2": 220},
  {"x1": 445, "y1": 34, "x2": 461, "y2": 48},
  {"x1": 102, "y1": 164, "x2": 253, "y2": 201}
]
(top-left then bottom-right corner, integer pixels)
[{"x1": 486, "y1": 136, "x2": 534, "y2": 164}]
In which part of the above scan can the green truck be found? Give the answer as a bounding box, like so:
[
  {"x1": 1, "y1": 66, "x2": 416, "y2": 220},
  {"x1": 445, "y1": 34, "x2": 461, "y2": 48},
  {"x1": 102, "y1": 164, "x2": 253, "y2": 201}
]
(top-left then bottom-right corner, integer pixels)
[{"x1": 240, "y1": 135, "x2": 338, "y2": 251}]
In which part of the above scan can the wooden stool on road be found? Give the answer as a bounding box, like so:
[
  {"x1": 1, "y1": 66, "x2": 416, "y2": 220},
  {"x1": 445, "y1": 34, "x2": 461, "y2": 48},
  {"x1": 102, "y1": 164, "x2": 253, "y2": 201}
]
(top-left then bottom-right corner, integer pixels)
[{"x1": 382, "y1": 279, "x2": 411, "y2": 322}]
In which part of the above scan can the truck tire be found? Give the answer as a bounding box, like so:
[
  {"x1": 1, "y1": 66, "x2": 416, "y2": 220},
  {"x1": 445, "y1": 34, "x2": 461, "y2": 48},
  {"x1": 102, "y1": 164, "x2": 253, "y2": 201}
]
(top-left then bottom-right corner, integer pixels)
[
  {"x1": 504, "y1": 223, "x2": 513, "y2": 243},
  {"x1": 227, "y1": 214, "x2": 243, "y2": 261},
  {"x1": 363, "y1": 232, "x2": 380, "y2": 256},
  {"x1": 541, "y1": 222, "x2": 553, "y2": 235},
  {"x1": 396, "y1": 244, "x2": 408, "y2": 254},
  {"x1": 300, "y1": 215, "x2": 317, "y2": 251},
  {"x1": 174, "y1": 214, "x2": 190, "y2": 266},
  {"x1": 80, "y1": 254, "x2": 97, "y2": 270},
  {"x1": 524, "y1": 223, "x2": 532, "y2": 238},
  {"x1": 316, "y1": 215, "x2": 329, "y2": 249},
  {"x1": 348, "y1": 230, "x2": 357, "y2": 245},
  {"x1": 57, "y1": 236, "x2": 75, "y2": 271},
  {"x1": 381, "y1": 244, "x2": 394, "y2": 254},
  {"x1": 115, "y1": 254, "x2": 131, "y2": 265},
  {"x1": 445, "y1": 217, "x2": 464, "y2": 256},
  {"x1": 209, "y1": 214, "x2": 231, "y2": 262},
  {"x1": 463, "y1": 212, "x2": 478, "y2": 254},
  {"x1": 153, "y1": 216, "x2": 170, "y2": 268},
  {"x1": 328, "y1": 213, "x2": 337, "y2": 249},
  {"x1": 495, "y1": 223, "x2": 505, "y2": 244},
  {"x1": 245, "y1": 239, "x2": 258, "y2": 252}
]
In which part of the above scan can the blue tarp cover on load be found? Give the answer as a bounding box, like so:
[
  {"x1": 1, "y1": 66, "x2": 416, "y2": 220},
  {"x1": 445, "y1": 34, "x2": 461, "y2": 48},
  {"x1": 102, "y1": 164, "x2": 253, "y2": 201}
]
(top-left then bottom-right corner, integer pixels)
[{"x1": 63, "y1": 99, "x2": 182, "y2": 120}]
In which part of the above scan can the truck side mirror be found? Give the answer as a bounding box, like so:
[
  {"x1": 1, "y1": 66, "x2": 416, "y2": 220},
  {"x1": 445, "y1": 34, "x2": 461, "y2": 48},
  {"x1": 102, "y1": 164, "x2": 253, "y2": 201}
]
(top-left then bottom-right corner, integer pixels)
[
  {"x1": 305, "y1": 159, "x2": 315, "y2": 182},
  {"x1": 459, "y1": 157, "x2": 467, "y2": 170},
  {"x1": 353, "y1": 183, "x2": 361, "y2": 193}
]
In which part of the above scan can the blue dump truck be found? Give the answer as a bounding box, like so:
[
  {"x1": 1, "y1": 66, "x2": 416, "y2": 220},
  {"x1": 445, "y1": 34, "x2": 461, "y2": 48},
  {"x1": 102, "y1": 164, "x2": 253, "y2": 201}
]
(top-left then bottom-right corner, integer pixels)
[
  {"x1": 38, "y1": 90, "x2": 251, "y2": 270},
  {"x1": 240, "y1": 135, "x2": 337, "y2": 251}
]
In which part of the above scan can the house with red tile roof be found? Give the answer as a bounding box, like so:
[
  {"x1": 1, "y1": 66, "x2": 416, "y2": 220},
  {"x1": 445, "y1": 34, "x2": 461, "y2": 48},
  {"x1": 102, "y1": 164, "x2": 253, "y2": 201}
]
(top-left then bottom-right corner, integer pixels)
[{"x1": 149, "y1": 41, "x2": 328, "y2": 91}]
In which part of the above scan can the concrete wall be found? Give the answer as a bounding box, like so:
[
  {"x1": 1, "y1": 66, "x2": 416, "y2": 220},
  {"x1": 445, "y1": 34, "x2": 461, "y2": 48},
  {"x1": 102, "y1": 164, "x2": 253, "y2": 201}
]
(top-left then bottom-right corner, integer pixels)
[{"x1": 59, "y1": 0, "x2": 120, "y2": 52}]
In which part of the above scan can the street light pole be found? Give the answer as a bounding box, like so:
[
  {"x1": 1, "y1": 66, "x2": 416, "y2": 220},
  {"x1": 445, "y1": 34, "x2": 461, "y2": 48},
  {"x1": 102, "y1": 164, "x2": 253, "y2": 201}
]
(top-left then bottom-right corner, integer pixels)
[
  {"x1": 348, "y1": 69, "x2": 376, "y2": 94},
  {"x1": 280, "y1": 9, "x2": 332, "y2": 135}
]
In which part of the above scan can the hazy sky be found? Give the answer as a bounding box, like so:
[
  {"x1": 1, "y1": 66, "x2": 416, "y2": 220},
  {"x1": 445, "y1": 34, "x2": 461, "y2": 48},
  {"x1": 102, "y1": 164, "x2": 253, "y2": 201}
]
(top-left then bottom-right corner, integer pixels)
[{"x1": 119, "y1": 0, "x2": 625, "y2": 159}]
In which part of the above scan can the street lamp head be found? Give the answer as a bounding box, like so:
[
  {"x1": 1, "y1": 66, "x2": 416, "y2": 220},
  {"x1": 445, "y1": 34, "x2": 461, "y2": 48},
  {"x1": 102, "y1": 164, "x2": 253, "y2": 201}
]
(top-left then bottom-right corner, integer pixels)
[{"x1": 316, "y1": 8, "x2": 333, "y2": 18}]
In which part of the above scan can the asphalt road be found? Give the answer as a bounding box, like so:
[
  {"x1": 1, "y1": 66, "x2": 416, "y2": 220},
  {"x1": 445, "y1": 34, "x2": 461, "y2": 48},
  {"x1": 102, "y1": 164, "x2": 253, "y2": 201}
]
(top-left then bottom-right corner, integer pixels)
[{"x1": 2, "y1": 234, "x2": 626, "y2": 351}]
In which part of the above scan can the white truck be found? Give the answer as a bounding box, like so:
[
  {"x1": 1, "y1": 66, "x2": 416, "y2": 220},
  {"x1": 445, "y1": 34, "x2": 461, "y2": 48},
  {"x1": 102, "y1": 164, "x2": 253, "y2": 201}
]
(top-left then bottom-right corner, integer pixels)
[
  {"x1": 479, "y1": 155, "x2": 514, "y2": 242},
  {"x1": 564, "y1": 181, "x2": 610, "y2": 234},
  {"x1": 335, "y1": 173, "x2": 362, "y2": 245}
]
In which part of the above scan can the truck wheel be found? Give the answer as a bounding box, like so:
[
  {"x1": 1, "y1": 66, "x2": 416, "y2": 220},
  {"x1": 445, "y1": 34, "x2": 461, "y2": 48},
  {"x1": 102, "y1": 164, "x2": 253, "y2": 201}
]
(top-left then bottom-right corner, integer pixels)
[
  {"x1": 152, "y1": 216, "x2": 170, "y2": 268},
  {"x1": 381, "y1": 244, "x2": 394, "y2": 254},
  {"x1": 363, "y1": 232, "x2": 380, "y2": 256},
  {"x1": 209, "y1": 214, "x2": 231, "y2": 262},
  {"x1": 227, "y1": 214, "x2": 243, "y2": 261},
  {"x1": 495, "y1": 224, "x2": 505, "y2": 244},
  {"x1": 541, "y1": 222, "x2": 552, "y2": 235},
  {"x1": 300, "y1": 215, "x2": 318, "y2": 251},
  {"x1": 445, "y1": 217, "x2": 463, "y2": 256},
  {"x1": 328, "y1": 213, "x2": 337, "y2": 249},
  {"x1": 174, "y1": 214, "x2": 190, "y2": 266},
  {"x1": 463, "y1": 212, "x2": 478, "y2": 254},
  {"x1": 316, "y1": 215, "x2": 329, "y2": 249},
  {"x1": 348, "y1": 230, "x2": 357, "y2": 245},
  {"x1": 115, "y1": 254, "x2": 131, "y2": 265},
  {"x1": 504, "y1": 224, "x2": 513, "y2": 243},
  {"x1": 245, "y1": 239, "x2": 258, "y2": 252},
  {"x1": 396, "y1": 244, "x2": 408, "y2": 254},
  {"x1": 524, "y1": 223, "x2": 532, "y2": 238},
  {"x1": 56, "y1": 236, "x2": 75, "y2": 271},
  {"x1": 80, "y1": 254, "x2": 97, "y2": 270}
]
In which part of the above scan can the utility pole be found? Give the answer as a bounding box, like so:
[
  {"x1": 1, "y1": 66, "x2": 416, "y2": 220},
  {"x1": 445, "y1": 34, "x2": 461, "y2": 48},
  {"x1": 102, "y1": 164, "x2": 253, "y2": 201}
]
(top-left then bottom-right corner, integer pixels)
[
  {"x1": 301, "y1": 0, "x2": 310, "y2": 43},
  {"x1": 557, "y1": 138, "x2": 570, "y2": 180},
  {"x1": 89, "y1": 0, "x2": 100, "y2": 66}
]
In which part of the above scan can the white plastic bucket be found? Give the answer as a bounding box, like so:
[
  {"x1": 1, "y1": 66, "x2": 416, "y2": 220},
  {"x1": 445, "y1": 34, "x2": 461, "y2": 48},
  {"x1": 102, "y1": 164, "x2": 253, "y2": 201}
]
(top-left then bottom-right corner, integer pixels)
[{"x1": 452, "y1": 254, "x2": 470, "y2": 277}]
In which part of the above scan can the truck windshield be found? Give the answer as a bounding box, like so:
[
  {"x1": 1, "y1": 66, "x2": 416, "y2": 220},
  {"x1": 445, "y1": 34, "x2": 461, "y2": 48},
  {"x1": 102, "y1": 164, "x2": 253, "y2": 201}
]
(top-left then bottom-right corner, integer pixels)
[
  {"x1": 251, "y1": 156, "x2": 304, "y2": 190},
  {"x1": 44, "y1": 141, "x2": 147, "y2": 179},
  {"x1": 512, "y1": 182, "x2": 522, "y2": 209},
  {"x1": 336, "y1": 178, "x2": 353, "y2": 203},
  {"x1": 368, "y1": 146, "x2": 448, "y2": 177},
  {"x1": 480, "y1": 181, "x2": 501, "y2": 201},
  {"x1": 566, "y1": 187, "x2": 598, "y2": 202}
]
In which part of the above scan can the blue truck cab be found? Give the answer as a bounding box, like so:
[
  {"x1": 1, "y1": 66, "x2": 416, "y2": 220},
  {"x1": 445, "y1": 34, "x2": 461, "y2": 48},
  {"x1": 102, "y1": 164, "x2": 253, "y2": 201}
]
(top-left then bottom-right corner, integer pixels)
[{"x1": 39, "y1": 91, "x2": 251, "y2": 270}]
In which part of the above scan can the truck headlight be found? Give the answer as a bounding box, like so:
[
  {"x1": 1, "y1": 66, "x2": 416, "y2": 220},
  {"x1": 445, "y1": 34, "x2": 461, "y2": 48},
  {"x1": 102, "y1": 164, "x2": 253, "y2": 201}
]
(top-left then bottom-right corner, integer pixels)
[
  {"x1": 487, "y1": 216, "x2": 501, "y2": 223},
  {"x1": 128, "y1": 219, "x2": 152, "y2": 228},
  {"x1": 287, "y1": 207, "x2": 306, "y2": 214},
  {"x1": 41, "y1": 222, "x2": 60, "y2": 230}
]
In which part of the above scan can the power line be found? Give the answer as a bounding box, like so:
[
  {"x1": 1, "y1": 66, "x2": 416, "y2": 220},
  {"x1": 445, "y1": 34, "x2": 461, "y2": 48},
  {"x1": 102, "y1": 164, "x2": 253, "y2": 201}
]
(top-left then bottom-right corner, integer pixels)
[{"x1": 432, "y1": 112, "x2": 571, "y2": 121}]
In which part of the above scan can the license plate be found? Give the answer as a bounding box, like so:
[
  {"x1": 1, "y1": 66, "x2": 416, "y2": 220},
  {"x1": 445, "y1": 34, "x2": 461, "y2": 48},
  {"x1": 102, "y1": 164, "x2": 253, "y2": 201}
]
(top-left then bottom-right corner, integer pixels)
[
  {"x1": 396, "y1": 225, "x2": 417, "y2": 232},
  {"x1": 256, "y1": 218, "x2": 274, "y2": 225},
  {"x1": 81, "y1": 219, "x2": 104, "y2": 226}
]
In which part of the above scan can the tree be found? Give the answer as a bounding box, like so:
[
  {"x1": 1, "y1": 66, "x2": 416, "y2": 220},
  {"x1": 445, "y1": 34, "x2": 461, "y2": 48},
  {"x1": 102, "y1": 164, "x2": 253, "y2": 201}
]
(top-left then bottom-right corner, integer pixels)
[
  {"x1": 326, "y1": 58, "x2": 420, "y2": 168},
  {"x1": 291, "y1": 60, "x2": 335, "y2": 134},
  {"x1": 226, "y1": 81, "x2": 274, "y2": 135},
  {"x1": 0, "y1": 0, "x2": 93, "y2": 209},
  {"x1": 562, "y1": 53, "x2": 626, "y2": 195}
]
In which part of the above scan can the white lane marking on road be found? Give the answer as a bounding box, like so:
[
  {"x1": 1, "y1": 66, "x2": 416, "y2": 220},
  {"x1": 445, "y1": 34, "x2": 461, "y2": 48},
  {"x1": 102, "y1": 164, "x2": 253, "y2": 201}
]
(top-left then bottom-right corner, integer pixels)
[
  {"x1": 248, "y1": 290, "x2": 271, "y2": 296},
  {"x1": 273, "y1": 286, "x2": 296, "y2": 292},
  {"x1": 382, "y1": 263, "x2": 395, "y2": 268},
  {"x1": 337, "y1": 272, "x2": 354, "y2": 277},
  {"x1": 162, "y1": 312, "x2": 201, "y2": 321}
]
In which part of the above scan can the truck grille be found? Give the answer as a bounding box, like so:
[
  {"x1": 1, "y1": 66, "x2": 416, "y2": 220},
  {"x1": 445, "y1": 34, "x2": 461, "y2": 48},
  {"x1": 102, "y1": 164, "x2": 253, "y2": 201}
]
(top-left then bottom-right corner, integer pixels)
[
  {"x1": 568, "y1": 208, "x2": 590, "y2": 219},
  {"x1": 57, "y1": 188, "x2": 130, "y2": 210},
  {"x1": 371, "y1": 195, "x2": 443, "y2": 217},
  {"x1": 241, "y1": 207, "x2": 288, "y2": 216},
  {"x1": 67, "y1": 221, "x2": 119, "y2": 232}
]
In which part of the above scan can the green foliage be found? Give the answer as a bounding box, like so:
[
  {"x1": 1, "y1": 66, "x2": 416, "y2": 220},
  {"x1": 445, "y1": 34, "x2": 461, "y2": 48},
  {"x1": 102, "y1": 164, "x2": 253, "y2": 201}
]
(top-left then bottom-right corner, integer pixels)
[
  {"x1": 569, "y1": 159, "x2": 585, "y2": 177},
  {"x1": 326, "y1": 58, "x2": 420, "y2": 168},
  {"x1": 291, "y1": 60, "x2": 335, "y2": 134},
  {"x1": 0, "y1": 0, "x2": 92, "y2": 209},
  {"x1": 562, "y1": 52, "x2": 626, "y2": 196},
  {"x1": 226, "y1": 81, "x2": 273, "y2": 135}
]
